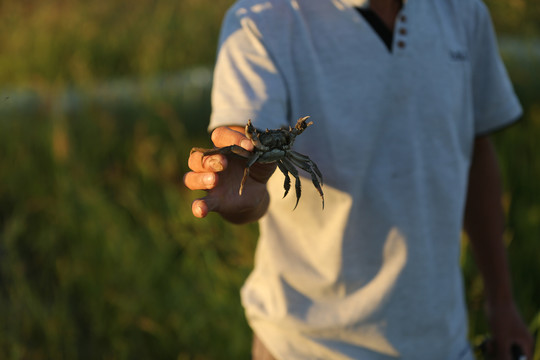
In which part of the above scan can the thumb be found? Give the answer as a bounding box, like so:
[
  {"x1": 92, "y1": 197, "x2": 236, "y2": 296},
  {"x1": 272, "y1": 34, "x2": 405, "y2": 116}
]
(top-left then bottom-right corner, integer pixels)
[{"x1": 191, "y1": 196, "x2": 220, "y2": 218}]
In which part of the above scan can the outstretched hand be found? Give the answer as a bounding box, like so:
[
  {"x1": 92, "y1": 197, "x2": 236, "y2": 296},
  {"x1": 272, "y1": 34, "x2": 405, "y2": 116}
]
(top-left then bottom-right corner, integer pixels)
[{"x1": 183, "y1": 126, "x2": 277, "y2": 224}]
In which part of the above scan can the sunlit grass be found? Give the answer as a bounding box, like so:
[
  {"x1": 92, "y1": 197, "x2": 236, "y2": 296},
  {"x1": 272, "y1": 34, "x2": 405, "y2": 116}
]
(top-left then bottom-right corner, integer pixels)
[
  {"x1": 0, "y1": 91, "x2": 258, "y2": 359},
  {"x1": 0, "y1": 0, "x2": 234, "y2": 87}
]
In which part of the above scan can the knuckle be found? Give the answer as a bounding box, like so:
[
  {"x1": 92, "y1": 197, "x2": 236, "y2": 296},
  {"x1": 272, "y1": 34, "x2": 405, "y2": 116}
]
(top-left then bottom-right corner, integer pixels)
[{"x1": 205, "y1": 155, "x2": 225, "y2": 172}]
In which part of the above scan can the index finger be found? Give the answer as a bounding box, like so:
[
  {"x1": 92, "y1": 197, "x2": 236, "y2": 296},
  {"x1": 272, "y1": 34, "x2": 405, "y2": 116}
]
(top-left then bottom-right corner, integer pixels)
[{"x1": 211, "y1": 126, "x2": 254, "y2": 151}]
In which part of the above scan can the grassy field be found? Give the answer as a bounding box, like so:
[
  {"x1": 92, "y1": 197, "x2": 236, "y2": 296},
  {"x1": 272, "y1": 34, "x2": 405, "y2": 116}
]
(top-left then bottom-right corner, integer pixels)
[{"x1": 0, "y1": 0, "x2": 539, "y2": 359}]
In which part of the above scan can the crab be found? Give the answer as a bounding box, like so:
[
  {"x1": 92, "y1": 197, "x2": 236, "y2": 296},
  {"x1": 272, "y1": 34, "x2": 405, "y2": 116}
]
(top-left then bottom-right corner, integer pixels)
[{"x1": 192, "y1": 116, "x2": 324, "y2": 209}]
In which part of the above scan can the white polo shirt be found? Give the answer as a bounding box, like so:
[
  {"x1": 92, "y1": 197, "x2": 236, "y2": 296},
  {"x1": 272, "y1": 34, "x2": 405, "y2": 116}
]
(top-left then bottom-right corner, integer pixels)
[{"x1": 209, "y1": 0, "x2": 522, "y2": 359}]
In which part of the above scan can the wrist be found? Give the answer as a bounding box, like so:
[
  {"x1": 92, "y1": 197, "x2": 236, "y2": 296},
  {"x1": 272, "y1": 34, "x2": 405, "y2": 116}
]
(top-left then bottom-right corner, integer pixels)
[{"x1": 484, "y1": 277, "x2": 515, "y2": 310}]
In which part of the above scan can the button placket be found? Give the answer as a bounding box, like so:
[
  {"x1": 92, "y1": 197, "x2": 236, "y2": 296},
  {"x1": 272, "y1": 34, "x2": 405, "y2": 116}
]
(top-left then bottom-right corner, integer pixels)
[{"x1": 395, "y1": 13, "x2": 408, "y2": 51}]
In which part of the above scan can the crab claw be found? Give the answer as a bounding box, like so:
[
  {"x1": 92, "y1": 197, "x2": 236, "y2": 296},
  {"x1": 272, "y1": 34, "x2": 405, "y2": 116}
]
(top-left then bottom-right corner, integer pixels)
[
  {"x1": 245, "y1": 119, "x2": 256, "y2": 140},
  {"x1": 293, "y1": 116, "x2": 313, "y2": 135}
]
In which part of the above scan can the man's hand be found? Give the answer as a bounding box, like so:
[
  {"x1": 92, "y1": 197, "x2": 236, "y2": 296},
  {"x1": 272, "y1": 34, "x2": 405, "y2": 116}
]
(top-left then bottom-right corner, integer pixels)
[
  {"x1": 183, "y1": 126, "x2": 276, "y2": 224},
  {"x1": 487, "y1": 302, "x2": 534, "y2": 360}
]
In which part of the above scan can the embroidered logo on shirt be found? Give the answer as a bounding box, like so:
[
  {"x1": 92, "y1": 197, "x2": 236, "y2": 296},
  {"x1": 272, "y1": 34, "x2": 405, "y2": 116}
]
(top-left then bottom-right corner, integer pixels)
[{"x1": 449, "y1": 50, "x2": 468, "y2": 61}]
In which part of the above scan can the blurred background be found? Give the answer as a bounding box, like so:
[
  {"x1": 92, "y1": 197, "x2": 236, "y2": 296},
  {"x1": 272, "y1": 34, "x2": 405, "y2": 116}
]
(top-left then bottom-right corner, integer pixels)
[{"x1": 0, "y1": 0, "x2": 538, "y2": 359}]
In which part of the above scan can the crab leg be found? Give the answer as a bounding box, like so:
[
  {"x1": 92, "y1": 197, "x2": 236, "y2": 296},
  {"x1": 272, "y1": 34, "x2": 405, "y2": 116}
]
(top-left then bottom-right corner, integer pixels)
[
  {"x1": 288, "y1": 151, "x2": 324, "y2": 186},
  {"x1": 288, "y1": 153, "x2": 324, "y2": 209},
  {"x1": 239, "y1": 153, "x2": 261, "y2": 195},
  {"x1": 276, "y1": 161, "x2": 291, "y2": 199},
  {"x1": 281, "y1": 158, "x2": 302, "y2": 210},
  {"x1": 288, "y1": 154, "x2": 324, "y2": 189},
  {"x1": 191, "y1": 145, "x2": 253, "y2": 166},
  {"x1": 245, "y1": 120, "x2": 269, "y2": 151}
]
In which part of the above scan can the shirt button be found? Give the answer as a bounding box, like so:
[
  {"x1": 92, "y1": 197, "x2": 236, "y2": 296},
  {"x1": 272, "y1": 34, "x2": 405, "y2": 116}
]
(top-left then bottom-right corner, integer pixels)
[
  {"x1": 400, "y1": 15, "x2": 407, "y2": 22},
  {"x1": 397, "y1": 41, "x2": 406, "y2": 49},
  {"x1": 399, "y1": 28, "x2": 407, "y2": 35}
]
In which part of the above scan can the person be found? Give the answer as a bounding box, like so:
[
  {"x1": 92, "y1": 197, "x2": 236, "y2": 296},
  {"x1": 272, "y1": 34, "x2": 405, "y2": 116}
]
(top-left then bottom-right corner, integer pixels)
[{"x1": 184, "y1": 0, "x2": 534, "y2": 358}]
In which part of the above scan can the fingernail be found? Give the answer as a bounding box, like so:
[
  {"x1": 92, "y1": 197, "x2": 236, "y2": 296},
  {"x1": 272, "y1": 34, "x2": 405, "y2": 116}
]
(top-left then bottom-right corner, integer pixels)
[
  {"x1": 241, "y1": 139, "x2": 253, "y2": 151},
  {"x1": 203, "y1": 173, "x2": 215, "y2": 186},
  {"x1": 208, "y1": 158, "x2": 223, "y2": 171}
]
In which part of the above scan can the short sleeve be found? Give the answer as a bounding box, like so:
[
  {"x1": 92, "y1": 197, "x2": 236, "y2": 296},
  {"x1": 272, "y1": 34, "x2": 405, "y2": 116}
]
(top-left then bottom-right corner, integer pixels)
[
  {"x1": 209, "y1": 5, "x2": 288, "y2": 132},
  {"x1": 469, "y1": 1, "x2": 522, "y2": 135}
]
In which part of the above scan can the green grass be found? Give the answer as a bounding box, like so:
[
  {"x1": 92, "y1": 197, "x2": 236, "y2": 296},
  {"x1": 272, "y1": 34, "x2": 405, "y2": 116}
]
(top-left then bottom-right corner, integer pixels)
[
  {"x1": 0, "y1": 89, "x2": 259, "y2": 359},
  {"x1": 0, "y1": 0, "x2": 538, "y2": 358},
  {"x1": 0, "y1": 0, "x2": 234, "y2": 87}
]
